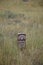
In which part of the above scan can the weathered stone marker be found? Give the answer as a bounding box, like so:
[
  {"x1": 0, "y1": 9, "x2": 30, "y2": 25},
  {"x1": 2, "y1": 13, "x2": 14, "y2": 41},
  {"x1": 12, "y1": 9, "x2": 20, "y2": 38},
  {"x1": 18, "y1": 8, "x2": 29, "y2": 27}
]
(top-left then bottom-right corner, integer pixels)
[{"x1": 17, "y1": 33, "x2": 26, "y2": 50}]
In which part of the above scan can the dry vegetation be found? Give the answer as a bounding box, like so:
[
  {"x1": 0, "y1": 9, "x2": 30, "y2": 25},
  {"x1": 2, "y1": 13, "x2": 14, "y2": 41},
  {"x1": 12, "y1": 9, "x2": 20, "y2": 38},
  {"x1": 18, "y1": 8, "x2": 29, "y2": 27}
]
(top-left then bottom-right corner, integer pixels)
[{"x1": 0, "y1": 0, "x2": 43, "y2": 65}]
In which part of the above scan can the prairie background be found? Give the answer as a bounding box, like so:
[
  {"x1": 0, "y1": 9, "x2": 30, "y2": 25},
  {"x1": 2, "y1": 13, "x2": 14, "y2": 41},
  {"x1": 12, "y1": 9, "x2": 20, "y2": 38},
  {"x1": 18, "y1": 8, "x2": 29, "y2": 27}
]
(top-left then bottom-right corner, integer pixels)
[{"x1": 0, "y1": 0, "x2": 43, "y2": 65}]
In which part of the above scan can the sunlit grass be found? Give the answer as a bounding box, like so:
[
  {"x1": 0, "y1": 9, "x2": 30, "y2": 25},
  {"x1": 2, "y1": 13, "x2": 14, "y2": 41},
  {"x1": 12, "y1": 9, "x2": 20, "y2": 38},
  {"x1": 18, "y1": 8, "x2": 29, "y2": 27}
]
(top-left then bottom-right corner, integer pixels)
[{"x1": 0, "y1": 0, "x2": 43, "y2": 65}]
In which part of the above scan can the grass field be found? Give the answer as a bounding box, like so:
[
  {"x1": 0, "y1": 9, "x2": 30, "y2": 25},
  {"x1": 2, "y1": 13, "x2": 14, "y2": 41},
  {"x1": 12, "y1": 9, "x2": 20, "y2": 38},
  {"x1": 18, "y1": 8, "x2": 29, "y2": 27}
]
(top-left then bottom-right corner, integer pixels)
[{"x1": 0, "y1": 0, "x2": 43, "y2": 65}]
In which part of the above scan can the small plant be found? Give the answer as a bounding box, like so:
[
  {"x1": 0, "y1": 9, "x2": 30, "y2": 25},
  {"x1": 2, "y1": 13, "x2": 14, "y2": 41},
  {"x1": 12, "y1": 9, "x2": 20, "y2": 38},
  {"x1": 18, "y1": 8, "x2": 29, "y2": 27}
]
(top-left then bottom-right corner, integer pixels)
[
  {"x1": 0, "y1": 33, "x2": 4, "y2": 48},
  {"x1": 39, "y1": 0, "x2": 43, "y2": 6},
  {"x1": 23, "y1": 0, "x2": 28, "y2": 2},
  {"x1": 4, "y1": 10, "x2": 17, "y2": 19},
  {"x1": 15, "y1": 20, "x2": 22, "y2": 24}
]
